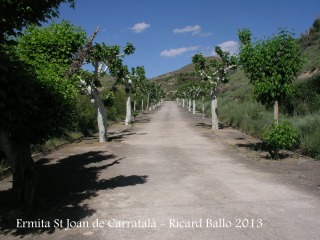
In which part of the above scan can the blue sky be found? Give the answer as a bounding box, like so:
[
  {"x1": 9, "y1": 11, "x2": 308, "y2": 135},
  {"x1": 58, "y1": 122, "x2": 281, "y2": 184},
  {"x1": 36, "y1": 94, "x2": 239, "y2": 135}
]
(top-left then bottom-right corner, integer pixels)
[{"x1": 55, "y1": 0, "x2": 320, "y2": 78}]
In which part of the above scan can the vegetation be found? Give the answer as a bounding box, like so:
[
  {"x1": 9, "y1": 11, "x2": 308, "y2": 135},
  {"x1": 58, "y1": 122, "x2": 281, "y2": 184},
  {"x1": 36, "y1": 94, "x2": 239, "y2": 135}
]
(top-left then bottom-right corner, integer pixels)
[
  {"x1": 262, "y1": 121, "x2": 298, "y2": 159},
  {"x1": 0, "y1": 0, "x2": 166, "y2": 214},
  {"x1": 16, "y1": 21, "x2": 87, "y2": 142},
  {"x1": 0, "y1": 0, "x2": 82, "y2": 215},
  {"x1": 192, "y1": 47, "x2": 237, "y2": 129},
  {"x1": 158, "y1": 18, "x2": 320, "y2": 160},
  {"x1": 1, "y1": 0, "x2": 319, "y2": 219},
  {"x1": 238, "y1": 28, "x2": 304, "y2": 124}
]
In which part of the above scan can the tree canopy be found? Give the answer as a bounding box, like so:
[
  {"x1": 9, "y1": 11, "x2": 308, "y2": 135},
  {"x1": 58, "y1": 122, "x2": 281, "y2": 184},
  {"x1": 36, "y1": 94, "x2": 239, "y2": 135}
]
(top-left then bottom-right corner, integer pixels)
[
  {"x1": 3, "y1": 21, "x2": 87, "y2": 143},
  {"x1": 0, "y1": 0, "x2": 75, "y2": 42},
  {"x1": 238, "y1": 28, "x2": 304, "y2": 122}
]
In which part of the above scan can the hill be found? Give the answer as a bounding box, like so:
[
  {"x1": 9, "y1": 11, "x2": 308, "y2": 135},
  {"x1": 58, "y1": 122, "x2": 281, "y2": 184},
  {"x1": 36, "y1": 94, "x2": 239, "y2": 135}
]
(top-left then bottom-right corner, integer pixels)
[{"x1": 151, "y1": 57, "x2": 219, "y2": 95}]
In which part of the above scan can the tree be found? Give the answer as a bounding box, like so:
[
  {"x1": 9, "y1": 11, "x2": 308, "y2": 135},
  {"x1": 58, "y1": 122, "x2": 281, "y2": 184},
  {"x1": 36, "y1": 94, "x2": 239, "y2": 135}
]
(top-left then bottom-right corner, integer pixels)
[
  {"x1": 0, "y1": 19, "x2": 86, "y2": 215},
  {"x1": 192, "y1": 47, "x2": 237, "y2": 129},
  {"x1": 176, "y1": 84, "x2": 189, "y2": 108},
  {"x1": 145, "y1": 82, "x2": 164, "y2": 110},
  {"x1": 238, "y1": 28, "x2": 304, "y2": 124},
  {"x1": 16, "y1": 21, "x2": 87, "y2": 142},
  {"x1": 130, "y1": 66, "x2": 147, "y2": 117},
  {"x1": 0, "y1": 0, "x2": 75, "y2": 43},
  {"x1": 81, "y1": 41, "x2": 135, "y2": 141},
  {"x1": 180, "y1": 81, "x2": 200, "y2": 114}
]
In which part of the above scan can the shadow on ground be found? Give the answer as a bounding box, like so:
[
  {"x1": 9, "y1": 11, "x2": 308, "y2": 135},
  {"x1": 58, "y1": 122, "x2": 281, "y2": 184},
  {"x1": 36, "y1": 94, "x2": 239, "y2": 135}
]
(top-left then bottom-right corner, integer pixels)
[
  {"x1": 83, "y1": 129, "x2": 138, "y2": 143},
  {"x1": 236, "y1": 142, "x2": 290, "y2": 160},
  {"x1": 195, "y1": 122, "x2": 224, "y2": 129},
  {"x1": 0, "y1": 150, "x2": 148, "y2": 237},
  {"x1": 134, "y1": 113, "x2": 152, "y2": 124},
  {"x1": 108, "y1": 129, "x2": 137, "y2": 142}
]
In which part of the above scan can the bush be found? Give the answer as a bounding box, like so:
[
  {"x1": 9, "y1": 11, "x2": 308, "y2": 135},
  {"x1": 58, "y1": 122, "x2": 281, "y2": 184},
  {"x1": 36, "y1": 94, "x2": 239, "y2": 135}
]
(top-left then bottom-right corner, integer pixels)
[
  {"x1": 217, "y1": 98, "x2": 271, "y2": 137},
  {"x1": 282, "y1": 74, "x2": 320, "y2": 115},
  {"x1": 262, "y1": 121, "x2": 298, "y2": 159},
  {"x1": 293, "y1": 114, "x2": 320, "y2": 159},
  {"x1": 107, "y1": 88, "x2": 126, "y2": 123}
]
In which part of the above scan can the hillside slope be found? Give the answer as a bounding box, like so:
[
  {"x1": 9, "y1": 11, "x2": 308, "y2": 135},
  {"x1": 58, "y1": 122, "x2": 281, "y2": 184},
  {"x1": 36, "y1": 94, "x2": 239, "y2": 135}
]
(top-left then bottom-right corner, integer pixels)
[{"x1": 152, "y1": 18, "x2": 320, "y2": 94}]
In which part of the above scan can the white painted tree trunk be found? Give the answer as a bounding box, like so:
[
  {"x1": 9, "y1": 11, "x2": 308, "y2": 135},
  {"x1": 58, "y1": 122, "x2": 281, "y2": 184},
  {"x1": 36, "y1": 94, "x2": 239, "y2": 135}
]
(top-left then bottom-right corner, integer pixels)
[
  {"x1": 211, "y1": 89, "x2": 219, "y2": 130},
  {"x1": 182, "y1": 99, "x2": 185, "y2": 108},
  {"x1": 125, "y1": 90, "x2": 131, "y2": 125},
  {"x1": 97, "y1": 105, "x2": 107, "y2": 142},
  {"x1": 141, "y1": 99, "x2": 144, "y2": 112},
  {"x1": 134, "y1": 100, "x2": 136, "y2": 112},
  {"x1": 92, "y1": 62, "x2": 108, "y2": 142},
  {"x1": 188, "y1": 99, "x2": 191, "y2": 112},
  {"x1": 274, "y1": 100, "x2": 279, "y2": 125},
  {"x1": 193, "y1": 99, "x2": 196, "y2": 114},
  {"x1": 147, "y1": 93, "x2": 150, "y2": 111},
  {"x1": 202, "y1": 96, "x2": 205, "y2": 119},
  {"x1": 92, "y1": 87, "x2": 108, "y2": 142}
]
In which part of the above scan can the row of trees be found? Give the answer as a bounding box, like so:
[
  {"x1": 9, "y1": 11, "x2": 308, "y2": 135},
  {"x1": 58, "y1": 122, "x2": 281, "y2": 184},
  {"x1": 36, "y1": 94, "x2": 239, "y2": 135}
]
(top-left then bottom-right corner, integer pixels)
[
  {"x1": 175, "y1": 46, "x2": 237, "y2": 128},
  {"x1": 176, "y1": 28, "x2": 305, "y2": 157},
  {"x1": 0, "y1": 0, "x2": 164, "y2": 215},
  {"x1": 176, "y1": 80, "x2": 210, "y2": 118}
]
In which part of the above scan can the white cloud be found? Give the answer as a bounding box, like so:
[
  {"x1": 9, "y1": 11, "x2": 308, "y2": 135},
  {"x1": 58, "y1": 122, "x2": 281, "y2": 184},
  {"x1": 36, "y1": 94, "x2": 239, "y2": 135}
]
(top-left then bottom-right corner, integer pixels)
[
  {"x1": 130, "y1": 22, "x2": 151, "y2": 33},
  {"x1": 173, "y1": 25, "x2": 201, "y2": 35},
  {"x1": 213, "y1": 41, "x2": 239, "y2": 55},
  {"x1": 199, "y1": 32, "x2": 213, "y2": 37},
  {"x1": 160, "y1": 46, "x2": 199, "y2": 57},
  {"x1": 173, "y1": 25, "x2": 212, "y2": 36}
]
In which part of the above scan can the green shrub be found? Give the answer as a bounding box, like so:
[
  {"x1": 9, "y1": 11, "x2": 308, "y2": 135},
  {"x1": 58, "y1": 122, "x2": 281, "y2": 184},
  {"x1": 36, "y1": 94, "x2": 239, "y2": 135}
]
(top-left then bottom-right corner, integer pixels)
[
  {"x1": 262, "y1": 121, "x2": 298, "y2": 159},
  {"x1": 282, "y1": 74, "x2": 320, "y2": 115},
  {"x1": 107, "y1": 88, "x2": 126, "y2": 122},
  {"x1": 293, "y1": 114, "x2": 320, "y2": 159}
]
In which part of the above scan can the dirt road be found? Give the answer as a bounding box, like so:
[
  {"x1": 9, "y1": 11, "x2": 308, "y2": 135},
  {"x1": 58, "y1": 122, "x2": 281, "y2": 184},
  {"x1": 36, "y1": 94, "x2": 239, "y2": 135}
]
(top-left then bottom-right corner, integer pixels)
[{"x1": 1, "y1": 101, "x2": 320, "y2": 239}]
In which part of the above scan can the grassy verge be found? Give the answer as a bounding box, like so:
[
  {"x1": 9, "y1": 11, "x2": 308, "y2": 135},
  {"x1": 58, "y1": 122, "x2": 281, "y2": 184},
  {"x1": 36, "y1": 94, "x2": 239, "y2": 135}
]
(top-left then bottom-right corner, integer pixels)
[
  {"x1": 30, "y1": 131, "x2": 83, "y2": 155},
  {"x1": 292, "y1": 114, "x2": 320, "y2": 159}
]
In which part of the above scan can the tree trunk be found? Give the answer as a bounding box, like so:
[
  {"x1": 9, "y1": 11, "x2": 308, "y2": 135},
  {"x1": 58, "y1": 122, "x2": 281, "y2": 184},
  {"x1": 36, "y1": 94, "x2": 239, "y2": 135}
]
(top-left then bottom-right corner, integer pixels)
[
  {"x1": 193, "y1": 99, "x2": 196, "y2": 114},
  {"x1": 0, "y1": 133, "x2": 37, "y2": 216},
  {"x1": 92, "y1": 62, "x2": 108, "y2": 142},
  {"x1": 147, "y1": 93, "x2": 150, "y2": 111},
  {"x1": 141, "y1": 98, "x2": 144, "y2": 112},
  {"x1": 202, "y1": 96, "x2": 205, "y2": 119},
  {"x1": 133, "y1": 99, "x2": 136, "y2": 112},
  {"x1": 92, "y1": 87, "x2": 108, "y2": 142},
  {"x1": 274, "y1": 100, "x2": 279, "y2": 125},
  {"x1": 188, "y1": 99, "x2": 191, "y2": 112},
  {"x1": 211, "y1": 89, "x2": 219, "y2": 130},
  {"x1": 125, "y1": 86, "x2": 131, "y2": 125},
  {"x1": 182, "y1": 99, "x2": 185, "y2": 108}
]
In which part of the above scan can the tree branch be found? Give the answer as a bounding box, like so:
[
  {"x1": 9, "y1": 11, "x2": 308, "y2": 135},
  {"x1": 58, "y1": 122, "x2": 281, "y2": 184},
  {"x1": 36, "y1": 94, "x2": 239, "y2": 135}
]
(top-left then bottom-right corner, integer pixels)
[{"x1": 66, "y1": 26, "x2": 100, "y2": 77}]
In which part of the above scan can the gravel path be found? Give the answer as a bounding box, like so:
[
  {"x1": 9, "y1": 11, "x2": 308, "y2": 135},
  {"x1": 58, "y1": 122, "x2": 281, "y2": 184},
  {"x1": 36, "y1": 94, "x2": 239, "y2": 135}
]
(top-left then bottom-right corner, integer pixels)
[{"x1": 1, "y1": 101, "x2": 320, "y2": 240}]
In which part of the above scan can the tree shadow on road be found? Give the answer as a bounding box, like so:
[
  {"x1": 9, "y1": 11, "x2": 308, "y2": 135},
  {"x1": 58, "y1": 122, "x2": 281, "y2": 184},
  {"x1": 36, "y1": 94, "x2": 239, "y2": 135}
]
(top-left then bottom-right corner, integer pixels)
[
  {"x1": 108, "y1": 129, "x2": 136, "y2": 142},
  {"x1": 195, "y1": 122, "x2": 224, "y2": 129},
  {"x1": 83, "y1": 129, "x2": 137, "y2": 143},
  {"x1": 236, "y1": 142, "x2": 290, "y2": 160},
  {"x1": 0, "y1": 151, "x2": 148, "y2": 237},
  {"x1": 134, "y1": 113, "x2": 151, "y2": 124}
]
